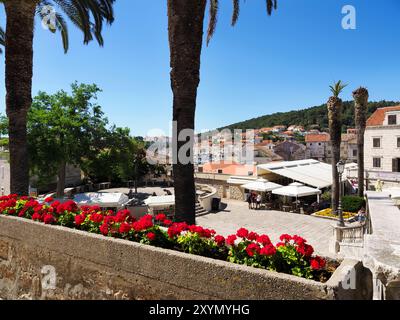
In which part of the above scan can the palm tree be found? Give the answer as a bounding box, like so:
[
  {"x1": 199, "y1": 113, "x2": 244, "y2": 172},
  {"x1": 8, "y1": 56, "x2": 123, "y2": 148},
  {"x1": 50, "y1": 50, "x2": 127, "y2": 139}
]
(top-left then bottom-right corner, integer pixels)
[
  {"x1": 353, "y1": 87, "x2": 369, "y2": 198},
  {"x1": 327, "y1": 80, "x2": 347, "y2": 214},
  {"x1": 167, "y1": 0, "x2": 277, "y2": 224},
  {"x1": 1, "y1": 0, "x2": 115, "y2": 195}
]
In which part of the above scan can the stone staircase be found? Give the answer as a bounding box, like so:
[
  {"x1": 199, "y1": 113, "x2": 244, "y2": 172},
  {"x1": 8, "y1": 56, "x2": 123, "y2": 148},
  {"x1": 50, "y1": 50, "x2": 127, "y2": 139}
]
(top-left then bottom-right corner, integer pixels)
[{"x1": 195, "y1": 201, "x2": 208, "y2": 217}]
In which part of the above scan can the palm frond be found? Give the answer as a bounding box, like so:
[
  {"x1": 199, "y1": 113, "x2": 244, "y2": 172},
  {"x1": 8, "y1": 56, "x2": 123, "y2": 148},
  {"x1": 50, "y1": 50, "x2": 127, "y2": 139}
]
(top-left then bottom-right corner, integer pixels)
[
  {"x1": 231, "y1": 0, "x2": 240, "y2": 26},
  {"x1": 0, "y1": 26, "x2": 4, "y2": 54},
  {"x1": 208, "y1": 0, "x2": 278, "y2": 45},
  {"x1": 37, "y1": 0, "x2": 115, "y2": 52},
  {"x1": 329, "y1": 80, "x2": 347, "y2": 98},
  {"x1": 207, "y1": 0, "x2": 219, "y2": 46}
]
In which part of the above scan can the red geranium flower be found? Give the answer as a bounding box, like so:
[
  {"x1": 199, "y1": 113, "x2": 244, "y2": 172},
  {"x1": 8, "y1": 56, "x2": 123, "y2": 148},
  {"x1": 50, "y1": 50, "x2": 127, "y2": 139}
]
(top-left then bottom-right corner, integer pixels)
[
  {"x1": 74, "y1": 214, "x2": 85, "y2": 226},
  {"x1": 246, "y1": 243, "x2": 261, "y2": 257},
  {"x1": 146, "y1": 232, "x2": 156, "y2": 241},
  {"x1": 256, "y1": 234, "x2": 271, "y2": 246},
  {"x1": 100, "y1": 223, "x2": 109, "y2": 236},
  {"x1": 226, "y1": 235, "x2": 237, "y2": 246},
  {"x1": 43, "y1": 214, "x2": 56, "y2": 225},
  {"x1": 310, "y1": 256, "x2": 326, "y2": 270},
  {"x1": 292, "y1": 235, "x2": 306, "y2": 245},
  {"x1": 247, "y1": 231, "x2": 259, "y2": 241},
  {"x1": 280, "y1": 234, "x2": 292, "y2": 243},
  {"x1": 236, "y1": 228, "x2": 249, "y2": 238},
  {"x1": 296, "y1": 243, "x2": 314, "y2": 257},
  {"x1": 260, "y1": 244, "x2": 276, "y2": 256},
  {"x1": 163, "y1": 219, "x2": 173, "y2": 226},
  {"x1": 214, "y1": 235, "x2": 225, "y2": 247},
  {"x1": 32, "y1": 212, "x2": 42, "y2": 221},
  {"x1": 119, "y1": 222, "x2": 131, "y2": 234},
  {"x1": 155, "y1": 213, "x2": 167, "y2": 222},
  {"x1": 45, "y1": 197, "x2": 54, "y2": 203}
]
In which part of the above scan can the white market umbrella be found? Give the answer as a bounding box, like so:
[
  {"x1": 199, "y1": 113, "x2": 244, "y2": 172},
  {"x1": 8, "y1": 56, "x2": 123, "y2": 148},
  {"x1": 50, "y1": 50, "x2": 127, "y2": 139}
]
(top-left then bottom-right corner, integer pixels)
[
  {"x1": 272, "y1": 182, "x2": 321, "y2": 203},
  {"x1": 73, "y1": 192, "x2": 129, "y2": 208},
  {"x1": 241, "y1": 178, "x2": 282, "y2": 192}
]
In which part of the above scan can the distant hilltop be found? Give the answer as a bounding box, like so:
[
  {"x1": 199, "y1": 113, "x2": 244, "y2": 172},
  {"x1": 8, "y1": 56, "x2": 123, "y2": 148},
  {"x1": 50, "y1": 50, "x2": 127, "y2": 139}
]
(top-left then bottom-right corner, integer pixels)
[{"x1": 218, "y1": 100, "x2": 400, "y2": 132}]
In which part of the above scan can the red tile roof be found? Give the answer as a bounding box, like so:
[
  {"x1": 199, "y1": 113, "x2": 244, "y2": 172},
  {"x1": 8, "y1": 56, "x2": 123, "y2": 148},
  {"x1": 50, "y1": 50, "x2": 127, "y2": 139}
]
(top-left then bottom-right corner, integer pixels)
[
  {"x1": 201, "y1": 161, "x2": 256, "y2": 176},
  {"x1": 366, "y1": 106, "x2": 400, "y2": 126},
  {"x1": 305, "y1": 134, "x2": 330, "y2": 143}
]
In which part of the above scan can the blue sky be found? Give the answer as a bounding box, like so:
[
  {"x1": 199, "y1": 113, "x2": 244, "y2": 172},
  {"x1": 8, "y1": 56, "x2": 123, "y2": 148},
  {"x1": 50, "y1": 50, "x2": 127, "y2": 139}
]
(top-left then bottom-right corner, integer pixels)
[{"x1": 1, "y1": 0, "x2": 400, "y2": 136}]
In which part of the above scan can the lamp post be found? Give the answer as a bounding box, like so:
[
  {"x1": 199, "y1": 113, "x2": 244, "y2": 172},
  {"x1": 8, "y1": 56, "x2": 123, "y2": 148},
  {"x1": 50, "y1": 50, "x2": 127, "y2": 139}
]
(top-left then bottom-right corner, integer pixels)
[{"x1": 336, "y1": 160, "x2": 345, "y2": 227}]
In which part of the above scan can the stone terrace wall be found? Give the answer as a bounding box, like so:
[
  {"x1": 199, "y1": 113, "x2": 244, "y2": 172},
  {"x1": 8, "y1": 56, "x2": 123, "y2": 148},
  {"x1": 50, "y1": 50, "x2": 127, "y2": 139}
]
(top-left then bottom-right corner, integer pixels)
[{"x1": 0, "y1": 215, "x2": 371, "y2": 300}]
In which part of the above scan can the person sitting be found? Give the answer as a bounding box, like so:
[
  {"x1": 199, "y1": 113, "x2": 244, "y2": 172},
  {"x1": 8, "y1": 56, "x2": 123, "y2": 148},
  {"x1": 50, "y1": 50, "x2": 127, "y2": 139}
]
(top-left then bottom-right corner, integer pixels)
[{"x1": 357, "y1": 207, "x2": 366, "y2": 223}]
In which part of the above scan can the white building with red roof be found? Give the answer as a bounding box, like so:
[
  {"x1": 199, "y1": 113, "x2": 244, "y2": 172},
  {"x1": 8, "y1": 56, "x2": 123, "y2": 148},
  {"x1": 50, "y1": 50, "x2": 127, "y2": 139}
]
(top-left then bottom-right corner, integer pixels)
[{"x1": 365, "y1": 106, "x2": 400, "y2": 174}]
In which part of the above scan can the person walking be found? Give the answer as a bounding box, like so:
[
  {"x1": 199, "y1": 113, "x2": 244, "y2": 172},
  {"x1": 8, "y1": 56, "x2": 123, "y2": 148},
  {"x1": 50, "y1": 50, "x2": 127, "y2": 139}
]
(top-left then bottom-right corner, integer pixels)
[
  {"x1": 246, "y1": 193, "x2": 252, "y2": 209},
  {"x1": 256, "y1": 193, "x2": 262, "y2": 210}
]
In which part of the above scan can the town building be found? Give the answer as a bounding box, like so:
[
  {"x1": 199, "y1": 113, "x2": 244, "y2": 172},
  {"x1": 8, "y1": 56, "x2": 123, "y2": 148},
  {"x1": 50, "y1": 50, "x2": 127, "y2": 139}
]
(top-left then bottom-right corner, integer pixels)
[
  {"x1": 364, "y1": 106, "x2": 400, "y2": 187},
  {"x1": 341, "y1": 131, "x2": 358, "y2": 163},
  {"x1": 304, "y1": 133, "x2": 332, "y2": 163},
  {"x1": 273, "y1": 140, "x2": 306, "y2": 161}
]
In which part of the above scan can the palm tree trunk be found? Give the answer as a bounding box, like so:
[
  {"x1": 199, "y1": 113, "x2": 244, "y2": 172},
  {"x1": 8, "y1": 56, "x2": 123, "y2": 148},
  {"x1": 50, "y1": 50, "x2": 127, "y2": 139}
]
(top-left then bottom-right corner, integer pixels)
[
  {"x1": 327, "y1": 97, "x2": 343, "y2": 213},
  {"x1": 56, "y1": 161, "x2": 66, "y2": 198},
  {"x1": 353, "y1": 88, "x2": 369, "y2": 198},
  {"x1": 4, "y1": 0, "x2": 37, "y2": 195},
  {"x1": 167, "y1": 0, "x2": 207, "y2": 224}
]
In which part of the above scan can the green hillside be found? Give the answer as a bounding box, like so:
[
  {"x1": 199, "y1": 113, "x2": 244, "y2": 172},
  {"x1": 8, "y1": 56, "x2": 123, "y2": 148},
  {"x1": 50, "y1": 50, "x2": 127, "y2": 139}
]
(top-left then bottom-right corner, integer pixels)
[{"x1": 219, "y1": 100, "x2": 399, "y2": 132}]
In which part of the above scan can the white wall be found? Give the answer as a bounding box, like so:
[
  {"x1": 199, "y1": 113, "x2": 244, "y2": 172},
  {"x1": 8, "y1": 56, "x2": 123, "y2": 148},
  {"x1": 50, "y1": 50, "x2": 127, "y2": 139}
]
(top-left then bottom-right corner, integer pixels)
[{"x1": 365, "y1": 126, "x2": 400, "y2": 172}]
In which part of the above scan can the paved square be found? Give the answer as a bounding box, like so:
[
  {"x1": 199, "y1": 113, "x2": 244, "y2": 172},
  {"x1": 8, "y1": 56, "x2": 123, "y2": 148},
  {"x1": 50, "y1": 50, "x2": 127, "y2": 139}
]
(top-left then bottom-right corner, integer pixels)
[{"x1": 197, "y1": 200, "x2": 335, "y2": 258}]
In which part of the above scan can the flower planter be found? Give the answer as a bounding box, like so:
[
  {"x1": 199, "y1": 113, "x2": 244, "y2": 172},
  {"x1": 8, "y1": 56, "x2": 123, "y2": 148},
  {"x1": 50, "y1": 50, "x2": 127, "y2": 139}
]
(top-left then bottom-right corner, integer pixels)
[
  {"x1": 0, "y1": 215, "x2": 372, "y2": 300},
  {"x1": 311, "y1": 213, "x2": 354, "y2": 223}
]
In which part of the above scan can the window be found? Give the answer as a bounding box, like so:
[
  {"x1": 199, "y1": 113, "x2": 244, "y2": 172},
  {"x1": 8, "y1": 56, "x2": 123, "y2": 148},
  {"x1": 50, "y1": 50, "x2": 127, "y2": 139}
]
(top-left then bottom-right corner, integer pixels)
[
  {"x1": 388, "y1": 115, "x2": 397, "y2": 125},
  {"x1": 353, "y1": 149, "x2": 357, "y2": 157},
  {"x1": 373, "y1": 138, "x2": 381, "y2": 148},
  {"x1": 217, "y1": 169, "x2": 223, "y2": 174},
  {"x1": 397, "y1": 137, "x2": 400, "y2": 148},
  {"x1": 373, "y1": 158, "x2": 381, "y2": 168}
]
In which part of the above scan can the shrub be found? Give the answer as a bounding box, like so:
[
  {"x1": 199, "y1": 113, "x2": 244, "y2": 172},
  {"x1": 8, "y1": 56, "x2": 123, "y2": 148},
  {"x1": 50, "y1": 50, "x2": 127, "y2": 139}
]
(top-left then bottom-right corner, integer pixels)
[
  {"x1": 342, "y1": 196, "x2": 366, "y2": 213},
  {"x1": 321, "y1": 191, "x2": 331, "y2": 202}
]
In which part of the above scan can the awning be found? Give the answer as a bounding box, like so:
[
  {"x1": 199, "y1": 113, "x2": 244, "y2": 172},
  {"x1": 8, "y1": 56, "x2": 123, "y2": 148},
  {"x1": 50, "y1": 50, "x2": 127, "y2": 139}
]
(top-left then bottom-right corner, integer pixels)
[
  {"x1": 272, "y1": 182, "x2": 321, "y2": 198},
  {"x1": 257, "y1": 159, "x2": 332, "y2": 188},
  {"x1": 144, "y1": 195, "x2": 175, "y2": 208},
  {"x1": 241, "y1": 178, "x2": 282, "y2": 192},
  {"x1": 73, "y1": 192, "x2": 129, "y2": 208},
  {"x1": 227, "y1": 176, "x2": 258, "y2": 185}
]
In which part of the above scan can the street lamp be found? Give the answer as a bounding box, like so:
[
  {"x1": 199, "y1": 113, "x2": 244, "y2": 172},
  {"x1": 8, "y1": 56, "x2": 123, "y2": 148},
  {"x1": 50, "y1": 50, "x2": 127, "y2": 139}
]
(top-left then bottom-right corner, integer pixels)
[{"x1": 336, "y1": 160, "x2": 346, "y2": 227}]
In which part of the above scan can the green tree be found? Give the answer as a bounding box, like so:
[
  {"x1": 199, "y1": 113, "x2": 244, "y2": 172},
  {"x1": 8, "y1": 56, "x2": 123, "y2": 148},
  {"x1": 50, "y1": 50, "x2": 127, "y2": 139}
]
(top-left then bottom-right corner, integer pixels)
[
  {"x1": 1, "y1": 0, "x2": 115, "y2": 195},
  {"x1": 167, "y1": 0, "x2": 278, "y2": 224},
  {"x1": 82, "y1": 126, "x2": 150, "y2": 188},
  {"x1": 327, "y1": 80, "x2": 347, "y2": 216},
  {"x1": 28, "y1": 83, "x2": 109, "y2": 197}
]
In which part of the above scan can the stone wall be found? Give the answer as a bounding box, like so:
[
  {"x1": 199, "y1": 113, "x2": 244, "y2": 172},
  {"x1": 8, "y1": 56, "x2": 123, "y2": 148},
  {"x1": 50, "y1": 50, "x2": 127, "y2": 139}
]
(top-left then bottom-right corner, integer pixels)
[
  {"x1": 0, "y1": 215, "x2": 372, "y2": 300},
  {"x1": 229, "y1": 185, "x2": 244, "y2": 201}
]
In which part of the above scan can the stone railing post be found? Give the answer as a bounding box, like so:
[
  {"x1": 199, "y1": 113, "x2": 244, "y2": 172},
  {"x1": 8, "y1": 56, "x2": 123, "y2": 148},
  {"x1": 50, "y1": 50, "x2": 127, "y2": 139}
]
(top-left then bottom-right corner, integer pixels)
[{"x1": 329, "y1": 225, "x2": 342, "y2": 254}]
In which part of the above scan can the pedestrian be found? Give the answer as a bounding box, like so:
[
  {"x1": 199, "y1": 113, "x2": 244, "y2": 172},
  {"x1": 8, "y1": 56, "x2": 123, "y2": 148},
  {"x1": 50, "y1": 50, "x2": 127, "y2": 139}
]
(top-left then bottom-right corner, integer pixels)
[
  {"x1": 256, "y1": 193, "x2": 262, "y2": 209},
  {"x1": 251, "y1": 192, "x2": 256, "y2": 209},
  {"x1": 246, "y1": 193, "x2": 252, "y2": 209}
]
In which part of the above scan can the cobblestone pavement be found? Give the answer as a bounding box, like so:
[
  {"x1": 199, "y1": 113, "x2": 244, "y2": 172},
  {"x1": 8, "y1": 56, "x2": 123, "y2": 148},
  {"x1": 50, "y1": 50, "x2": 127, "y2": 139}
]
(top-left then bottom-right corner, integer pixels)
[{"x1": 197, "y1": 199, "x2": 335, "y2": 258}]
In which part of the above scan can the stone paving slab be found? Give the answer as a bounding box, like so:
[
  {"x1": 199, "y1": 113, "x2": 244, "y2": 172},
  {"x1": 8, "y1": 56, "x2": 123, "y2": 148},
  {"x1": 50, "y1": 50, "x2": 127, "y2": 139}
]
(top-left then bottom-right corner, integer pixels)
[{"x1": 197, "y1": 200, "x2": 335, "y2": 258}]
